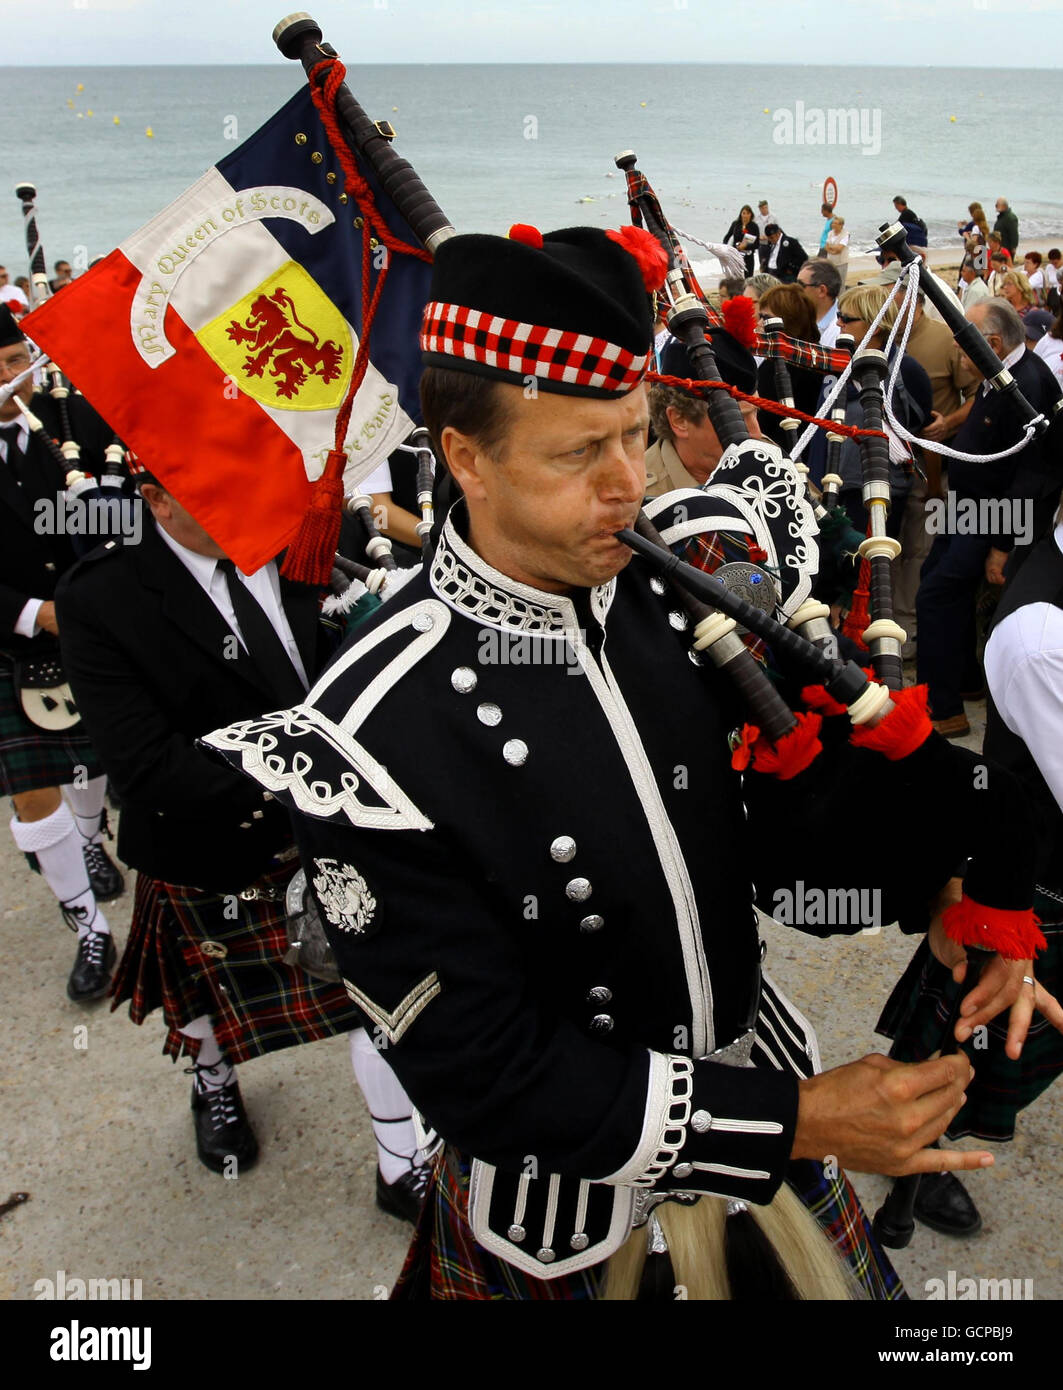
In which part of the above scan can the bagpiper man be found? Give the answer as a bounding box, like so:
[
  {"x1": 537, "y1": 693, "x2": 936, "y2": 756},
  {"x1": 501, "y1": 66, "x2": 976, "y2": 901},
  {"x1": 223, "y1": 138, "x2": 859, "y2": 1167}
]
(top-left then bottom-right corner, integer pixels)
[
  {"x1": 56, "y1": 468, "x2": 429, "y2": 1213},
  {"x1": 879, "y1": 494, "x2": 1063, "y2": 1237},
  {"x1": 0, "y1": 304, "x2": 123, "y2": 1003},
  {"x1": 203, "y1": 224, "x2": 1008, "y2": 1299}
]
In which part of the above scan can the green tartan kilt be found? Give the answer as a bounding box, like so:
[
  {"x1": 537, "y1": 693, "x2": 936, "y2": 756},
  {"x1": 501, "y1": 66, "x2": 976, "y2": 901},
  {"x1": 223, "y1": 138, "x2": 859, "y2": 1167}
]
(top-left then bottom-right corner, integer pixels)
[
  {"x1": 0, "y1": 655, "x2": 102, "y2": 797},
  {"x1": 878, "y1": 903, "x2": 1063, "y2": 1142}
]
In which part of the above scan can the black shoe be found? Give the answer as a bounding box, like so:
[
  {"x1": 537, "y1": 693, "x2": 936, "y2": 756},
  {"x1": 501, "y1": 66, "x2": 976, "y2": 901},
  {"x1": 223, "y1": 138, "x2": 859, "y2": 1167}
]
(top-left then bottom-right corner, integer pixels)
[
  {"x1": 376, "y1": 1163, "x2": 431, "y2": 1225},
  {"x1": 189, "y1": 1069, "x2": 259, "y2": 1175},
  {"x1": 66, "y1": 929, "x2": 116, "y2": 1002},
  {"x1": 82, "y1": 841, "x2": 124, "y2": 902},
  {"x1": 913, "y1": 1171, "x2": 983, "y2": 1237}
]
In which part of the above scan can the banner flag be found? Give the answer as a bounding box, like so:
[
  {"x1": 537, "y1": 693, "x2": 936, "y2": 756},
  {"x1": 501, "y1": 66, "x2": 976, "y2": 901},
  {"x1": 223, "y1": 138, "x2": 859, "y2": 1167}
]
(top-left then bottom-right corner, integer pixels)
[{"x1": 24, "y1": 85, "x2": 432, "y2": 573}]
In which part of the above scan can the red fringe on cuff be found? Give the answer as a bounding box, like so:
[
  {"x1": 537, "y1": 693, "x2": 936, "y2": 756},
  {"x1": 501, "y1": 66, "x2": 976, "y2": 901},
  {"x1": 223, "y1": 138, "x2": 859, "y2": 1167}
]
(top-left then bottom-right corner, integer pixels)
[
  {"x1": 730, "y1": 712, "x2": 823, "y2": 780},
  {"x1": 942, "y1": 895, "x2": 1047, "y2": 961},
  {"x1": 849, "y1": 683, "x2": 933, "y2": 760}
]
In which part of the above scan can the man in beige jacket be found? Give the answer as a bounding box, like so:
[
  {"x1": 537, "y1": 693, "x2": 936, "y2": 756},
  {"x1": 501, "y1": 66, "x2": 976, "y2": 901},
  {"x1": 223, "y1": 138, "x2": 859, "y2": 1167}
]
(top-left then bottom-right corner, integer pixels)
[{"x1": 645, "y1": 335, "x2": 764, "y2": 496}]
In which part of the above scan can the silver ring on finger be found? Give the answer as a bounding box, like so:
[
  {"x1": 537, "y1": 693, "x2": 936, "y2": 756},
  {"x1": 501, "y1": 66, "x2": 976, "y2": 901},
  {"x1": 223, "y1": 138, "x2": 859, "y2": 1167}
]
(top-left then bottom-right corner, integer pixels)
[{"x1": 1022, "y1": 975, "x2": 1036, "y2": 988}]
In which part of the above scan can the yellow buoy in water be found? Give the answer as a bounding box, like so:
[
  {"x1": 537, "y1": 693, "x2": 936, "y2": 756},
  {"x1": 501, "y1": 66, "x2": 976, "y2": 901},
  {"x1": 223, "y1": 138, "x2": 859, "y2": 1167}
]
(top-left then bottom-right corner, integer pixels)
[
  {"x1": 763, "y1": 107, "x2": 770, "y2": 114},
  {"x1": 66, "y1": 98, "x2": 74, "y2": 108},
  {"x1": 392, "y1": 106, "x2": 398, "y2": 112},
  {"x1": 950, "y1": 115, "x2": 956, "y2": 122},
  {"x1": 86, "y1": 109, "x2": 93, "y2": 117},
  {"x1": 640, "y1": 101, "x2": 647, "y2": 107},
  {"x1": 146, "y1": 126, "x2": 154, "y2": 138},
  {"x1": 113, "y1": 115, "x2": 120, "y2": 125},
  {"x1": 76, "y1": 82, "x2": 84, "y2": 92}
]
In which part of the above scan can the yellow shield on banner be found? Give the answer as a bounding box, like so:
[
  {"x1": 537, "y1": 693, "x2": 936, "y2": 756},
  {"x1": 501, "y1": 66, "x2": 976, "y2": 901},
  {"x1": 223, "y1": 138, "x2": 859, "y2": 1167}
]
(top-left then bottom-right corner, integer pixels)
[{"x1": 197, "y1": 260, "x2": 353, "y2": 411}]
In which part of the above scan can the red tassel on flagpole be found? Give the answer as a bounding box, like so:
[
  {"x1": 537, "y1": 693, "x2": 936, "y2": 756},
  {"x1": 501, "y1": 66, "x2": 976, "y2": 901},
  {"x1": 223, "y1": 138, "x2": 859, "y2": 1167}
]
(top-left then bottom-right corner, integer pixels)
[
  {"x1": 280, "y1": 448, "x2": 347, "y2": 587},
  {"x1": 281, "y1": 53, "x2": 433, "y2": 587}
]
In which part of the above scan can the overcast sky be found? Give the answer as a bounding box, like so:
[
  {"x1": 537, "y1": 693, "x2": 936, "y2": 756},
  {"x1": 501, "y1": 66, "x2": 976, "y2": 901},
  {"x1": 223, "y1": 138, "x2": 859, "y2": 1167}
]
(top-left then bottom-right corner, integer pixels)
[{"x1": 2, "y1": 0, "x2": 1061, "y2": 66}]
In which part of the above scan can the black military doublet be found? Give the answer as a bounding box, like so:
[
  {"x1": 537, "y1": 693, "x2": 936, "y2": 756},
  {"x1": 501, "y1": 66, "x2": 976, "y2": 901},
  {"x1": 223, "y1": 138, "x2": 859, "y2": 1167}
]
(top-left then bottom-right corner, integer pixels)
[{"x1": 204, "y1": 512, "x2": 818, "y2": 1277}]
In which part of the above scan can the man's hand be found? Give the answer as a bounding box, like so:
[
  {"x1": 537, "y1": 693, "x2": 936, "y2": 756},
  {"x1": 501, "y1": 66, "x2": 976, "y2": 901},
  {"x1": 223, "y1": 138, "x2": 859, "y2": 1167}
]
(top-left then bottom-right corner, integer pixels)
[
  {"x1": 985, "y1": 547, "x2": 1009, "y2": 586},
  {"x1": 921, "y1": 410, "x2": 950, "y2": 443},
  {"x1": 791, "y1": 1053, "x2": 992, "y2": 1176},
  {"x1": 928, "y1": 914, "x2": 1063, "y2": 1059},
  {"x1": 36, "y1": 601, "x2": 59, "y2": 636}
]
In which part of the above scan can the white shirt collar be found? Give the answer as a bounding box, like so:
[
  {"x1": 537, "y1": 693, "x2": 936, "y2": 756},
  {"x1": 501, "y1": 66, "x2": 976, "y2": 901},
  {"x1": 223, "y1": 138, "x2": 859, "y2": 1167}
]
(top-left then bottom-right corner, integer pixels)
[
  {"x1": 0, "y1": 416, "x2": 30, "y2": 446},
  {"x1": 981, "y1": 343, "x2": 1025, "y2": 394},
  {"x1": 154, "y1": 518, "x2": 226, "y2": 591},
  {"x1": 817, "y1": 302, "x2": 838, "y2": 332}
]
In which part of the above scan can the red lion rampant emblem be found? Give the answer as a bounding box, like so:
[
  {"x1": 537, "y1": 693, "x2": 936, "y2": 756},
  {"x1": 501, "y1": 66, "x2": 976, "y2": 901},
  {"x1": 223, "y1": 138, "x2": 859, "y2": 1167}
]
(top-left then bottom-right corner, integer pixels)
[{"x1": 226, "y1": 287, "x2": 344, "y2": 400}]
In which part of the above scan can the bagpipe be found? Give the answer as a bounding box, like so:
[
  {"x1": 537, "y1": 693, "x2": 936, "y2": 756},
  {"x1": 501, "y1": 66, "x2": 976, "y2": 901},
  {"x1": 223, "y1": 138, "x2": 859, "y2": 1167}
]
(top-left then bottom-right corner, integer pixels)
[
  {"x1": 11, "y1": 182, "x2": 137, "y2": 559},
  {"x1": 617, "y1": 158, "x2": 1052, "y2": 1253},
  {"x1": 272, "y1": 16, "x2": 1049, "y2": 1292}
]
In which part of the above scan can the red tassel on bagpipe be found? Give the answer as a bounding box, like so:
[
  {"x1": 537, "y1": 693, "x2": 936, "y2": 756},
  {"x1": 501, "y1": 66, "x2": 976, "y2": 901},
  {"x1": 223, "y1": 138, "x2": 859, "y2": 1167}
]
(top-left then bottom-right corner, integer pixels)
[
  {"x1": 942, "y1": 895, "x2": 1046, "y2": 961},
  {"x1": 720, "y1": 296, "x2": 758, "y2": 352},
  {"x1": 848, "y1": 683, "x2": 933, "y2": 761},
  {"x1": 841, "y1": 555, "x2": 871, "y2": 649},
  {"x1": 730, "y1": 711, "x2": 823, "y2": 780},
  {"x1": 799, "y1": 668, "x2": 876, "y2": 719}
]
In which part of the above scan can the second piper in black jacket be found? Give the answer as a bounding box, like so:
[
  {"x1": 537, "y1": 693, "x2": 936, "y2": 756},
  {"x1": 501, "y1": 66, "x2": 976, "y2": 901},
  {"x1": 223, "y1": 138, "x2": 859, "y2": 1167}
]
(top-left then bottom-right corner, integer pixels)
[{"x1": 56, "y1": 480, "x2": 431, "y2": 1209}]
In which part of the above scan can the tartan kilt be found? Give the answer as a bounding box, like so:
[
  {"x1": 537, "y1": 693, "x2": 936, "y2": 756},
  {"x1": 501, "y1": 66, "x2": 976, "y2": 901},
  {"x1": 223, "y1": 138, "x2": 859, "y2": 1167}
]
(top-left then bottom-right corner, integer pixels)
[
  {"x1": 0, "y1": 655, "x2": 102, "y2": 797},
  {"x1": 110, "y1": 859, "x2": 365, "y2": 1065},
  {"x1": 877, "y1": 906, "x2": 1063, "y2": 1142},
  {"x1": 391, "y1": 1149, "x2": 904, "y2": 1301}
]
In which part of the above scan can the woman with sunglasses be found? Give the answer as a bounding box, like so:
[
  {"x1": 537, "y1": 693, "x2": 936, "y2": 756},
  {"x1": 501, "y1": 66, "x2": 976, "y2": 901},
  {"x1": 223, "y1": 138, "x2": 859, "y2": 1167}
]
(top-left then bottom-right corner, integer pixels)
[{"x1": 811, "y1": 284, "x2": 933, "y2": 541}]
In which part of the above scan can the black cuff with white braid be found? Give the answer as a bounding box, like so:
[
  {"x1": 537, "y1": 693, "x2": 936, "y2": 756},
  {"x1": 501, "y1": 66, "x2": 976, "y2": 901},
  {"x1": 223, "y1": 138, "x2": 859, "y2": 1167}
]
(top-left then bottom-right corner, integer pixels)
[{"x1": 602, "y1": 1053, "x2": 800, "y2": 1205}]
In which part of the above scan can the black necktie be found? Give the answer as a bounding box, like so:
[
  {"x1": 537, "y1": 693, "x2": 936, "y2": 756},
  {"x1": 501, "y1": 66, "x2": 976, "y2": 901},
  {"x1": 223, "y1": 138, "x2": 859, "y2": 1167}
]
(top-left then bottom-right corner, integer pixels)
[
  {"x1": 216, "y1": 559, "x2": 306, "y2": 707},
  {"x1": 0, "y1": 423, "x2": 27, "y2": 484}
]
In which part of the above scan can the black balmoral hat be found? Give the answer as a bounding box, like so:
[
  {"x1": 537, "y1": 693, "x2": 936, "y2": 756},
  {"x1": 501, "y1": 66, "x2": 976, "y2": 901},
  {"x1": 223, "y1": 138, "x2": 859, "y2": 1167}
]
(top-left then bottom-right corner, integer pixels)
[
  {"x1": 0, "y1": 303, "x2": 26, "y2": 350},
  {"x1": 658, "y1": 328, "x2": 757, "y2": 396},
  {"x1": 420, "y1": 224, "x2": 663, "y2": 398}
]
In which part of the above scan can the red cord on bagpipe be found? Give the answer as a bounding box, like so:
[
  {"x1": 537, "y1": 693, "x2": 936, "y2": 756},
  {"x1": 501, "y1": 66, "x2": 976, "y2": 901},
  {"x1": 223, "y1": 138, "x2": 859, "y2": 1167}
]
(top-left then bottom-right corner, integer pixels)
[
  {"x1": 647, "y1": 370, "x2": 889, "y2": 442},
  {"x1": 282, "y1": 55, "x2": 433, "y2": 586}
]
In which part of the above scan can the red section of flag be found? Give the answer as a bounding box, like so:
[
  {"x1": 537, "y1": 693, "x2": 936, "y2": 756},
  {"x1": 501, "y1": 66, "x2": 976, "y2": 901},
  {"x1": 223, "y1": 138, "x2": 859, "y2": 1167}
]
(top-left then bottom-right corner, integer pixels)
[{"x1": 24, "y1": 250, "x2": 310, "y2": 574}]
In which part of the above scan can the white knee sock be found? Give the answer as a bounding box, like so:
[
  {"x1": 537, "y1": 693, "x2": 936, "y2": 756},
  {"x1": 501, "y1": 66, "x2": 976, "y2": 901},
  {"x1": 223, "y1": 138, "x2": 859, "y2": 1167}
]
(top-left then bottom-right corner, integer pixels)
[
  {"x1": 349, "y1": 1027, "x2": 421, "y2": 1184},
  {"x1": 179, "y1": 1015, "x2": 234, "y2": 1092},
  {"x1": 10, "y1": 803, "x2": 110, "y2": 940},
  {"x1": 63, "y1": 775, "x2": 109, "y2": 845}
]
